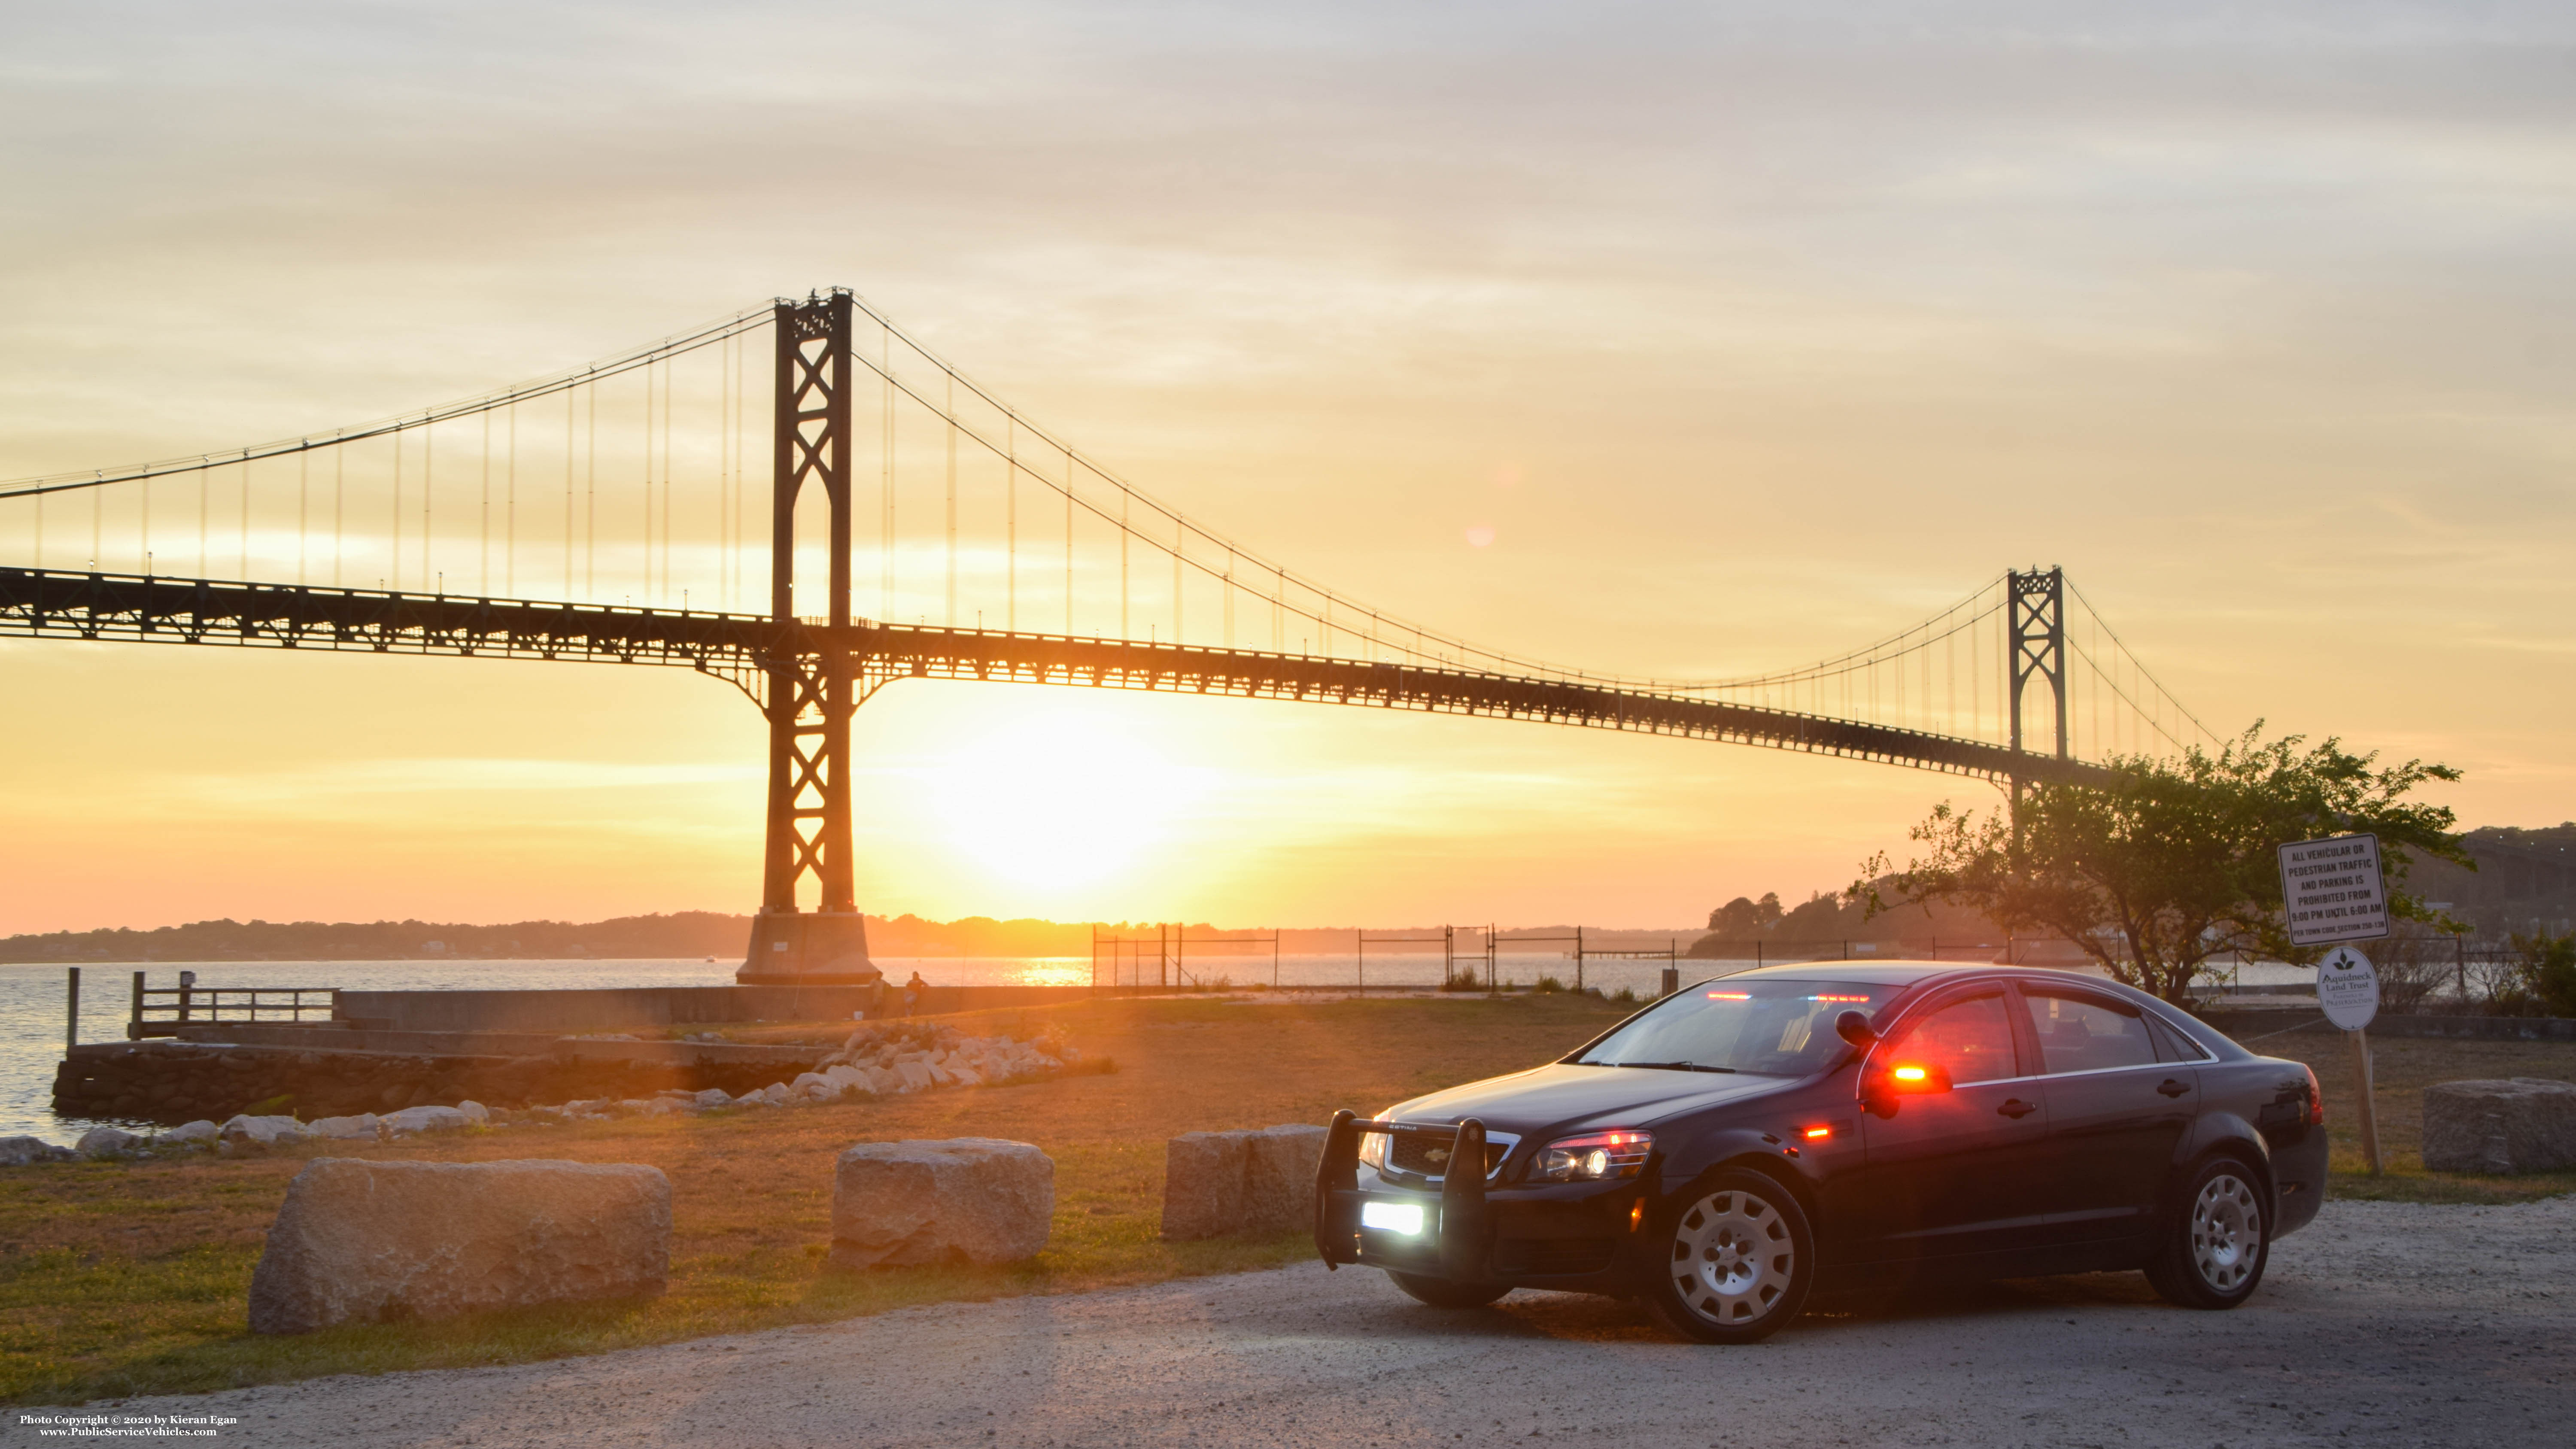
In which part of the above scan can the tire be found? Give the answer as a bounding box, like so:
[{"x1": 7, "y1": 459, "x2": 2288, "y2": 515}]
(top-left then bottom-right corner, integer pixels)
[
  {"x1": 1385, "y1": 1270, "x2": 1510, "y2": 1309},
  {"x1": 1641, "y1": 1168, "x2": 1815, "y2": 1343},
  {"x1": 2145, "y1": 1156, "x2": 2269, "y2": 1310}
]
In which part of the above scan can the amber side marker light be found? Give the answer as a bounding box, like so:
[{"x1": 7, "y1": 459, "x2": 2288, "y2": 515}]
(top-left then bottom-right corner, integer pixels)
[
  {"x1": 1891, "y1": 1065, "x2": 1929, "y2": 1083},
  {"x1": 1801, "y1": 1126, "x2": 1832, "y2": 1141},
  {"x1": 1628, "y1": 1198, "x2": 1646, "y2": 1232}
]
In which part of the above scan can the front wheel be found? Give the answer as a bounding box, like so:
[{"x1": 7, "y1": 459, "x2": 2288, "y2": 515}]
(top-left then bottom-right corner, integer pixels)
[
  {"x1": 1385, "y1": 1270, "x2": 1510, "y2": 1309},
  {"x1": 2145, "y1": 1156, "x2": 2269, "y2": 1309},
  {"x1": 1640, "y1": 1168, "x2": 1814, "y2": 1343}
]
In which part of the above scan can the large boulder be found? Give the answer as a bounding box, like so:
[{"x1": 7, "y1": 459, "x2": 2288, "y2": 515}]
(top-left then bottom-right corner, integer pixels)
[
  {"x1": 77, "y1": 1127, "x2": 146, "y2": 1158},
  {"x1": 248, "y1": 1158, "x2": 671, "y2": 1334},
  {"x1": 1160, "y1": 1124, "x2": 1328, "y2": 1241},
  {"x1": 830, "y1": 1139, "x2": 1054, "y2": 1268},
  {"x1": 0, "y1": 1136, "x2": 76, "y2": 1166},
  {"x1": 221, "y1": 1115, "x2": 310, "y2": 1146},
  {"x1": 382, "y1": 1105, "x2": 471, "y2": 1136},
  {"x1": 307, "y1": 1115, "x2": 383, "y2": 1142},
  {"x1": 2422, "y1": 1078, "x2": 2576, "y2": 1174}
]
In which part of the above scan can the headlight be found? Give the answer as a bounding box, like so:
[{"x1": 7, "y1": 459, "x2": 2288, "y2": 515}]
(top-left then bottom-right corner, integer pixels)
[
  {"x1": 1357, "y1": 1109, "x2": 1397, "y2": 1171},
  {"x1": 1532, "y1": 1130, "x2": 1653, "y2": 1182}
]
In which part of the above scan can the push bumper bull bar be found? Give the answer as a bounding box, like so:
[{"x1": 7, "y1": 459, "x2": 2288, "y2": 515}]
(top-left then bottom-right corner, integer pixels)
[{"x1": 1312, "y1": 1109, "x2": 1490, "y2": 1279}]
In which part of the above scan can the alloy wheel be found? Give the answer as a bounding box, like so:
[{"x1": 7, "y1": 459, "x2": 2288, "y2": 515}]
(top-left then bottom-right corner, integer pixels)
[
  {"x1": 1669, "y1": 1187, "x2": 1796, "y2": 1327},
  {"x1": 2190, "y1": 1171, "x2": 2263, "y2": 1294}
]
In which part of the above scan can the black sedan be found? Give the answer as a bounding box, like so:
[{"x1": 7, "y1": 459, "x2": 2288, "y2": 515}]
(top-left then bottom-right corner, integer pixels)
[{"x1": 1313, "y1": 963, "x2": 2329, "y2": 1342}]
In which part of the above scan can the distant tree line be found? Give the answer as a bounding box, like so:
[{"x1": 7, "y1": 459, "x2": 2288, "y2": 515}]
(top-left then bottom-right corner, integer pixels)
[
  {"x1": 0, "y1": 911, "x2": 1095, "y2": 963},
  {"x1": 1688, "y1": 888, "x2": 2008, "y2": 959}
]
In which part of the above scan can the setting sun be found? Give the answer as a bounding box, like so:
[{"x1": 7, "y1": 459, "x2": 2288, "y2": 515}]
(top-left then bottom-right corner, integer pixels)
[{"x1": 920, "y1": 706, "x2": 1214, "y2": 892}]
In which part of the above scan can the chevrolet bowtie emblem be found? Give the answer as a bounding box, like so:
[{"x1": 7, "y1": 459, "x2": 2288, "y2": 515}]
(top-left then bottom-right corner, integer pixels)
[{"x1": 1424, "y1": 1146, "x2": 1451, "y2": 1164}]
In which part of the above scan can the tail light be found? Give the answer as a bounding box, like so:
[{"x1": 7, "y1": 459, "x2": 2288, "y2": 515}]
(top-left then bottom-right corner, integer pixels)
[{"x1": 2302, "y1": 1064, "x2": 2326, "y2": 1126}]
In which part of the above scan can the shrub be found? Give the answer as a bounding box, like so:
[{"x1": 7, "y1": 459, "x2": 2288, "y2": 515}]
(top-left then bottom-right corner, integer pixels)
[
  {"x1": 2502, "y1": 931, "x2": 2576, "y2": 1018},
  {"x1": 1533, "y1": 975, "x2": 1565, "y2": 994},
  {"x1": 1438, "y1": 972, "x2": 1484, "y2": 993}
]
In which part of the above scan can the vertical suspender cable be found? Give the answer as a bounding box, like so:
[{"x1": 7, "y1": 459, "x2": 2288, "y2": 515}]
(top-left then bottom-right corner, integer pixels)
[
  {"x1": 586, "y1": 382, "x2": 597, "y2": 601},
  {"x1": 141, "y1": 475, "x2": 150, "y2": 574},
  {"x1": 945, "y1": 372, "x2": 957, "y2": 627},
  {"x1": 716, "y1": 335, "x2": 728, "y2": 611},
  {"x1": 506, "y1": 402, "x2": 517, "y2": 597},
  {"x1": 423, "y1": 416, "x2": 434, "y2": 591},
  {"x1": 1063, "y1": 452, "x2": 1072, "y2": 634},
  {"x1": 563, "y1": 386, "x2": 575, "y2": 599},
  {"x1": 1119, "y1": 488, "x2": 1129, "y2": 640},
  {"x1": 90, "y1": 474, "x2": 100, "y2": 570},
  {"x1": 1005, "y1": 416, "x2": 1016, "y2": 632},
  {"x1": 881, "y1": 328, "x2": 893, "y2": 623},
  {"x1": 296, "y1": 450, "x2": 307, "y2": 585},
  {"x1": 391, "y1": 430, "x2": 402, "y2": 590},
  {"x1": 197, "y1": 462, "x2": 207, "y2": 576},
  {"x1": 660, "y1": 356, "x2": 672, "y2": 604},
  {"x1": 480, "y1": 410, "x2": 492, "y2": 594},
  {"x1": 737, "y1": 330, "x2": 749, "y2": 614},
  {"x1": 332, "y1": 444, "x2": 343, "y2": 587},
  {"x1": 1173, "y1": 518, "x2": 1183, "y2": 646},
  {"x1": 642, "y1": 361, "x2": 654, "y2": 603},
  {"x1": 237, "y1": 455, "x2": 249, "y2": 579}
]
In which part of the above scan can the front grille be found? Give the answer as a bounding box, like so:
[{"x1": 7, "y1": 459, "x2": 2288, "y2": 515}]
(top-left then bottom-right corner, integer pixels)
[
  {"x1": 1387, "y1": 1127, "x2": 1513, "y2": 1180},
  {"x1": 1493, "y1": 1237, "x2": 1617, "y2": 1276}
]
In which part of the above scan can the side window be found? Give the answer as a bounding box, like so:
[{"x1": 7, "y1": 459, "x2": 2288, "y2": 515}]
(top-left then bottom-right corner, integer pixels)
[
  {"x1": 1881, "y1": 992, "x2": 2019, "y2": 1085},
  {"x1": 2020, "y1": 990, "x2": 2159, "y2": 1074},
  {"x1": 2147, "y1": 1014, "x2": 2211, "y2": 1063}
]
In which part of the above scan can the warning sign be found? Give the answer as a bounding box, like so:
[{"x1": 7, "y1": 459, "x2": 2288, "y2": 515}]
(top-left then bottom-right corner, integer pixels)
[{"x1": 2278, "y1": 832, "x2": 2390, "y2": 947}]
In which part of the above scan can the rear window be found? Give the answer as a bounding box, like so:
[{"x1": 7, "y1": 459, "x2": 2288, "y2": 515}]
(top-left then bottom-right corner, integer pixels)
[
  {"x1": 2021, "y1": 989, "x2": 2158, "y2": 1074},
  {"x1": 1574, "y1": 980, "x2": 1900, "y2": 1077}
]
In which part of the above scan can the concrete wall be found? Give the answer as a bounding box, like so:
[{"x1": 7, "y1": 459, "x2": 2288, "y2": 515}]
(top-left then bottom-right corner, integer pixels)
[
  {"x1": 54, "y1": 1039, "x2": 838, "y2": 1124},
  {"x1": 327, "y1": 983, "x2": 1101, "y2": 1035}
]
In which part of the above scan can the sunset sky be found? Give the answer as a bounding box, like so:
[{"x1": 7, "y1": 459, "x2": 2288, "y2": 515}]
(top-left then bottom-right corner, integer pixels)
[{"x1": 3, "y1": 3, "x2": 2570, "y2": 938}]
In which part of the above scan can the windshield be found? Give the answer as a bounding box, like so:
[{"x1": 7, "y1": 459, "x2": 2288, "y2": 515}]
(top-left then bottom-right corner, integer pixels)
[{"x1": 1572, "y1": 979, "x2": 1901, "y2": 1077}]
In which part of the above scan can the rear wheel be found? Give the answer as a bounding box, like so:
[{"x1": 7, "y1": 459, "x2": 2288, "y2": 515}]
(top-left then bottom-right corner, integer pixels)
[
  {"x1": 1641, "y1": 1168, "x2": 1814, "y2": 1343},
  {"x1": 2145, "y1": 1156, "x2": 2269, "y2": 1309},
  {"x1": 1385, "y1": 1271, "x2": 1510, "y2": 1309}
]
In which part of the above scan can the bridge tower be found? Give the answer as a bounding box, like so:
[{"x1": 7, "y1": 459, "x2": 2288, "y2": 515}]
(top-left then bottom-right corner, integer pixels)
[
  {"x1": 2007, "y1": 565, "x2": 2069, "y2": 784},
  {"x1": 738, "y1": 292, "x2": 878, "y2": 985}
]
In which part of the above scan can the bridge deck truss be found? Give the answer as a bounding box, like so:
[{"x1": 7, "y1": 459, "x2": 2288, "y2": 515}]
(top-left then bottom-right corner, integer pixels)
[{"x1": 0, "y1": 568, "x2": 2106, "y2": 787}]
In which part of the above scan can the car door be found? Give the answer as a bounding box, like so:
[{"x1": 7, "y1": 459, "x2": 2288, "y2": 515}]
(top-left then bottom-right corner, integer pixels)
[
  {"x1": 2015, "y1": 983, "x2": 2199, "y2": 1246},
  {"x1": 1850, "y1": 986, "x2": 2051, "y2": 1264}
]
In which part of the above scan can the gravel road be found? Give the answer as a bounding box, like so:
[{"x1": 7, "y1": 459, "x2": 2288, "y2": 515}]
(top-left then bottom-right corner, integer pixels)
[{"x1": 61, "y1": 1196, "x2": 2574, "y2": 1449}]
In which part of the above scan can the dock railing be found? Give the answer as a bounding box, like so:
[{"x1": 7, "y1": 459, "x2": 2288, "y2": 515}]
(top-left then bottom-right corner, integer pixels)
[{"x1": 125, "y1": 972, "x2": 338, "y2": 1039}]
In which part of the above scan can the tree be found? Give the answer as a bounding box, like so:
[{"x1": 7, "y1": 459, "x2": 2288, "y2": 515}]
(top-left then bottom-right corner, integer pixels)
[{"x1": 1853, "y1": 727, "x2": 2470, "y2": 1005}]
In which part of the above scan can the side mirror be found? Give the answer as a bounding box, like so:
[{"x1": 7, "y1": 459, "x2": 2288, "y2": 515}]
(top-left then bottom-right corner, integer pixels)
[{"x1": 1835, "y1": 1010, "x2": 1878, "y2": 1048}]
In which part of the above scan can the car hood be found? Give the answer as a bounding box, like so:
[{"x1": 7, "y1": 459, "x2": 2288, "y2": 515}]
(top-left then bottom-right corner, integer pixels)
[{"x1": 1385, "y1": 1062, "x2": 1794, "y2": 1138}]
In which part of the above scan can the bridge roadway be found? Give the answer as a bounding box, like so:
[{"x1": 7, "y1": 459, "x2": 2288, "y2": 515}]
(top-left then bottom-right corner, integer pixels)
[{"x1": 0, "y1": 567, "x2": 2104, "y2": 785}]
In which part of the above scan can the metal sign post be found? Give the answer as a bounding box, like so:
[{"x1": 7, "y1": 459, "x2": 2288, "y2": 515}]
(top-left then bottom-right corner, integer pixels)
[
  {"x1": 2282, "y1": 833, "x2": 2392, "y2": 1176},
  {"x1": 2316, "y1": 945, "x2": 2384, "y2": 1174}
]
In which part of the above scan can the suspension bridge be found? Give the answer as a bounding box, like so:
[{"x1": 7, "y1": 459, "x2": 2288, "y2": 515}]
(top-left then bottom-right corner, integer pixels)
[{"x1": 0, "y1": 289, "x2": 2220, "y2": 984}]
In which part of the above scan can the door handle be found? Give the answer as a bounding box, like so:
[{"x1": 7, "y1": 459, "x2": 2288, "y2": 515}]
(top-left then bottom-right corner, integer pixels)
[
  {"x1": 2157, "y1": 1079, "x2": 2191, "y2": 1098},
  {"x1": 1997, "y1": 1098, "x2": 2038, "y2": 1119}
]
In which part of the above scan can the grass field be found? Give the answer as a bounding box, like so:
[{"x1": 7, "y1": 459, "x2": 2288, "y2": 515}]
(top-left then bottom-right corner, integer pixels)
[
  {"x1": 2242, "y1": 1024, "x2": 2576, "y2": 1204},
  {"x1": 0, "y1": 993, "x2": 1628, "y2": 1405},
  {"x1": 1, "y1": 992, "x2": 2567, "y2": 1406}
]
